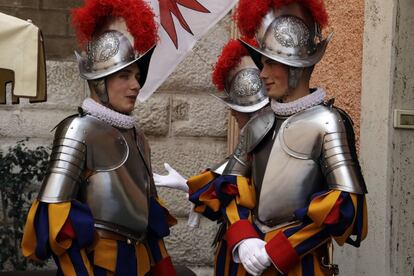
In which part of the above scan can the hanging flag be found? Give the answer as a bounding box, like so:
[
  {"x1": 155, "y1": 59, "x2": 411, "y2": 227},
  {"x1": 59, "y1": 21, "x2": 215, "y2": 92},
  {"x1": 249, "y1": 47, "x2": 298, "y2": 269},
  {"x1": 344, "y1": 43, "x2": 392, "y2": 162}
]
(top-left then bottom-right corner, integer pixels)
[
  {"x1": 138, "y1": 0, "x2": 238, "y2": 101},
  {"x1": 0, "y1": 12, "x2": 46, "y2": 104}
]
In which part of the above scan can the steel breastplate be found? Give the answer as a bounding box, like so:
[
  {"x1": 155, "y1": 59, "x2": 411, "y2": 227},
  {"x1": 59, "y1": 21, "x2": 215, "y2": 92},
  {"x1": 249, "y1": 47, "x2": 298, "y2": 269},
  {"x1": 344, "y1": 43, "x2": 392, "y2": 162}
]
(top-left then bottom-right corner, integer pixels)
[
  {"x1": 80, "y1": 128, "x2": 150, "y2": 241},
  {"x1": 254, "y1": 111, "x2": 325, "y2": 227}
]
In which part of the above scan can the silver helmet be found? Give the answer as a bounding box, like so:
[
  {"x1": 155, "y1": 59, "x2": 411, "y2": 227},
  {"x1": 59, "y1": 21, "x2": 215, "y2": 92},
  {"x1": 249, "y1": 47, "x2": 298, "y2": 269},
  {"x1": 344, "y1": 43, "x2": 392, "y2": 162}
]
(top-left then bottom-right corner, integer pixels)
[
  {"x1": 75, "y1": 29, "x2": 155, "y2": 104},
  {"x1": 212, "y1": 56, "x2": 269, "y2": 113},
  {"x1": 240, "y1": 4, "x2": 332, "y2": 89},
  {"x1": 76, "y1": 30, "x2": 155, "y2": 84}
]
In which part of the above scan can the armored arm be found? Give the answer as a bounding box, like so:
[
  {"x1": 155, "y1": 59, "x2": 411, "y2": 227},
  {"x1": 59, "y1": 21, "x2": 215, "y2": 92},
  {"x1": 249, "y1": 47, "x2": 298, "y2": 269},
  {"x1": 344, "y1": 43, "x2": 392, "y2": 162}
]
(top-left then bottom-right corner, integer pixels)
[
  {"x1": 320, "y1": 108, "x2": 367, "y2": 194},
  {"x1": 38, "y1": 115, "x2": 86, "y2": 203}
]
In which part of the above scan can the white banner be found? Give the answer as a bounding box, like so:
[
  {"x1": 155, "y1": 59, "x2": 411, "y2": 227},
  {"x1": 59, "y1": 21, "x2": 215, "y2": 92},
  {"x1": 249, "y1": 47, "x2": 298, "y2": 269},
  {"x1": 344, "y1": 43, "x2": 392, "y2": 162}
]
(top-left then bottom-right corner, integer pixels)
[{"x1": 138, "y1": 0, "x2": 238, "y2": 101}]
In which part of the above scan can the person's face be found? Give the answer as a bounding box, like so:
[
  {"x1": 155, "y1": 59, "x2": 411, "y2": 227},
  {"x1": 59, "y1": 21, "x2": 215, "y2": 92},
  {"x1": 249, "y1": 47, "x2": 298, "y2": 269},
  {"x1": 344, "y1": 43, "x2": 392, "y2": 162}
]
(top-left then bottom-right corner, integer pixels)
[
  {"x1": 106, "y1": 63, "x2": 141, "y2": 114},
  {"x1": 260, "y1": 56, "x2": 289, "y2": 100}
]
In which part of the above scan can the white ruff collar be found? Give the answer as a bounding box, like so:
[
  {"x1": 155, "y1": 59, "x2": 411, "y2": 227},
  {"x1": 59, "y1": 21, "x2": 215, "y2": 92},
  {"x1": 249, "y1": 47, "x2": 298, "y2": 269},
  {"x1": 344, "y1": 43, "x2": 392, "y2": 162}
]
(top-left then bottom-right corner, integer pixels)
[
  {"x1": 271, "y1": 88, "x2": 326, "y2": 116},
  {"x1": 81, "y1": 98, "x2": 136, "y2": 129}
]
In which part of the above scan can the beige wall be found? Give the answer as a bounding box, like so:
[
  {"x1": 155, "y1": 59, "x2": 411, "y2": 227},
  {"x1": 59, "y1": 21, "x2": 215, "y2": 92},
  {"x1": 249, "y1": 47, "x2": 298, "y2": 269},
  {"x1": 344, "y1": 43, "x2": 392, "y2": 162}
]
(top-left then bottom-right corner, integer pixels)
[{"x1": 311, "y1": 0, "x2": 364, "y2": 142}]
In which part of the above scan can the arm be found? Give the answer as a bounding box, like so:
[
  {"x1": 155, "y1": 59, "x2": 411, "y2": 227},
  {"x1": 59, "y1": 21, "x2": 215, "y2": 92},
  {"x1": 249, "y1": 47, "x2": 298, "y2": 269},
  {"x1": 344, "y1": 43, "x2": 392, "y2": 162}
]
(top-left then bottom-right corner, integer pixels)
[
  {"x1": 153, "y1": 162, "x2": 229, "y2": 221},
  {"x1": 22, "y1": 200, "x2": 95, "y2": 275},
  {"x1": 21, "y1": 116, "x2": 95, "y2": 275},
  {"x1": 264, "y1": 190, "x2": 367, "y2": 274}
]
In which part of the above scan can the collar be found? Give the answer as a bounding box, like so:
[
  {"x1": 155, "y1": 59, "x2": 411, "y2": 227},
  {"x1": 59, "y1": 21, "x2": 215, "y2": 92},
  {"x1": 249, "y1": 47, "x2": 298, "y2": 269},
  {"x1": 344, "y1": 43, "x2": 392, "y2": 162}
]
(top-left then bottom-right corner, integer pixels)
[
  {"x1": 81, "y1": 98, "x2": 136, "y2": 129},
  {"x1": 270, "y1": 88, "x2": 326, "y2": 116}
]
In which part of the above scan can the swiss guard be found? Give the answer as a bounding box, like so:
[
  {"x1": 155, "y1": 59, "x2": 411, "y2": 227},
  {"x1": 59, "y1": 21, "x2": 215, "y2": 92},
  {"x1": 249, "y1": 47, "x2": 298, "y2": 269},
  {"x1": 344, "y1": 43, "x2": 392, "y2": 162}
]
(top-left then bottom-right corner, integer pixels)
[
  {"x1": 21, "y1": 0, "x2": 177, "y2": 275},
  {"x1": 164, "y1": 0, "x2": 368, "y2": 275}
]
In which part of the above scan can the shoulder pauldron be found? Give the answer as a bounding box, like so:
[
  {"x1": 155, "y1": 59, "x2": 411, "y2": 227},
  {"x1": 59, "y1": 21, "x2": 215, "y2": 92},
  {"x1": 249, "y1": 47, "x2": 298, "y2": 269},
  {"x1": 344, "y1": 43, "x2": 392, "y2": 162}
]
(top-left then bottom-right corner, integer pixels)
[
  {"x1": 245, "y1": 108, "x2": 275, "y2": 153},
  {"x1": 38, "y1": 114, "x2": 129, "y2": 203}
]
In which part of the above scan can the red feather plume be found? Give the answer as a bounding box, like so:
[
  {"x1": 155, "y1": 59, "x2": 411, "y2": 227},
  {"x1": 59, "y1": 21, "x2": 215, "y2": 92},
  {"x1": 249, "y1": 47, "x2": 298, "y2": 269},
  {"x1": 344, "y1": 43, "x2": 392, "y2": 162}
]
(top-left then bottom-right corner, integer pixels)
[
  {"x1": 212, "y1": 37, "x2": 259, "y2": 91},
  {"x1": 71, "y1": 0, "x2": 157, "y2": 53},
  {"x1": 234, "y1": 0, "x2": 273, "y2": 38},
  {"x1": 235, "y1": 0, "x2": 328, "y2": 38}
]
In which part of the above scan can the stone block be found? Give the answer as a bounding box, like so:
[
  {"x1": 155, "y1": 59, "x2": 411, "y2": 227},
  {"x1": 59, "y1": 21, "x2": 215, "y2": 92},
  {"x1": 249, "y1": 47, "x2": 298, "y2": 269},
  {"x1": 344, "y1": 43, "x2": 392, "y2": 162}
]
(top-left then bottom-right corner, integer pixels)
[
  {"x1": 0, "y1": 109, "x2": 74, "y2": 139},
  {"x1": 187, "y1": 266, "x2": 214, "y2": 276},
  {"x1": 171, "y1": 94, "x2": 228, "y2": 137},
  {"x1": 0, "y1": 109, "x2": 20, "y2": 138},
  {"x1": 158, "y1": 15, "x2": 231, "y2": 93},
  {"x1": 67, "y1": 17, "x2": 76, "y2": 37},
  {"x1": 44, "y1": 36, "x2": 78, "y2": 60},
  {"x1": 0, "y1": 0, "x2": 38, "y2": 9},
  {"x1": 19, "y1": 109, "x2": 74, "y2": 138},
  {"x1": 0, "y1": 6, "x2": 18, "y2": 16},
  {"x1": 150, "y1": 138, "x2": 227, "y2": 179},
  {"x1": 164, "y1": 217, "x2": 218, "y2": 266},
  {"x1": 41, "y1": 0, "x2": 83, "y2": 10},
  {"x1": 151, "y1": 137, "x2": 226, "y2": 217},
  {"x1": 156, "y1": 188, "x2": 192, "y2": 218},
  {"x1": 21, "y1": 61, "x2": 85, "y2": 110},
  {"x1": 133, "y1": 94, "x2": 170, "y2": 136},
  {"x1": 16, "y1": 9, "x2": 67, "y2": 36}
]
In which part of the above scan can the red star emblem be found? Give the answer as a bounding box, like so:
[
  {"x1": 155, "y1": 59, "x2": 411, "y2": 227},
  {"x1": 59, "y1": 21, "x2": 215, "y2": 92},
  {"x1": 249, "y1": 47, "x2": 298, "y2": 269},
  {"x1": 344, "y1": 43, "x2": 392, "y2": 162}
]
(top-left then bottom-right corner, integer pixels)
[{"x1": 159, "y1": 0, "x2": 210, "y2": 48}]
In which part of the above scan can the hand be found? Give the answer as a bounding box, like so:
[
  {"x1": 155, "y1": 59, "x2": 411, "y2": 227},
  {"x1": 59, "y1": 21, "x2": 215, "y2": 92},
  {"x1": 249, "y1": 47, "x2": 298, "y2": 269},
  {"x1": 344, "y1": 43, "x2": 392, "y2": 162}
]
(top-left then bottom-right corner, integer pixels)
[
  {"x1": 153, "y1": 163, "x2": 188, "y2": 192},
  {"x1": 236, "y1": 238, "x2": 270, "y2": 275}
]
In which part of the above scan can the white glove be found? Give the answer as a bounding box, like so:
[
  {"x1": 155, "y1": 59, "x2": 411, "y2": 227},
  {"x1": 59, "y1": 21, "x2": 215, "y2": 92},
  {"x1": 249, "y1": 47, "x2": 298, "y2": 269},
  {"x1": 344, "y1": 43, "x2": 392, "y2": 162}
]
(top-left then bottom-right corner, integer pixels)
[
  {"x1": 235, "y1": 238, "x2": 271, "y2": 276},
  {"x1": 153, "y1": 163, "x2": 188, "y2": 192}
]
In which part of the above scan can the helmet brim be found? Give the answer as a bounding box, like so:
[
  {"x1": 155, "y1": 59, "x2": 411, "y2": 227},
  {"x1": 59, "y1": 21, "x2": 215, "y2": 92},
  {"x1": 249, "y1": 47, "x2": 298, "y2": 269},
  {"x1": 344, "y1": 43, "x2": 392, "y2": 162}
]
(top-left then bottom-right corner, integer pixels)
[
  {"x1": 239, "y1": 33, "x2": 333, "y2": 69},
  {"x1": 210, "y1": 94, "x2": 269, "y2": 113},
  {"x1": 76, "y1": 45, "x2": 156, "y2": 86}
]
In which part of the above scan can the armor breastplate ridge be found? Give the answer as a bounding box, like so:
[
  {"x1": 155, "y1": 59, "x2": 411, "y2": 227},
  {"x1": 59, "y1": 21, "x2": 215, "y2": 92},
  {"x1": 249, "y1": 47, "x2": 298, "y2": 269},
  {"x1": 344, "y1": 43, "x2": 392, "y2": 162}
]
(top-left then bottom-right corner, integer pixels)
[{"x1": 83, "y1": 127, "x2": 150, "y2": 241}]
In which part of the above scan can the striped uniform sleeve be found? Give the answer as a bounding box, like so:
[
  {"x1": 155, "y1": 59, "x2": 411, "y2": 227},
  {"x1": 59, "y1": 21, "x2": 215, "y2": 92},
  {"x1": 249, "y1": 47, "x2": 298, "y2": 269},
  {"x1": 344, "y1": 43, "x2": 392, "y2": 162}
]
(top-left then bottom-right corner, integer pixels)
[
  {"x1": 187, "y1": 170, "x2": 223, "y2": 221},
  {"x1": 264, "y1": 190, "x2": 368, "y2": 274},
  {"x1": 211, "y1": 175, "x2": 259, "y2": 252},
  {"x1": 188, "y1": 172, "x2": 259, "y2": 250},
  {"x1": 21, "y1": 199, "x2": 95, "y2": 275},
  {"x1": 146, "y1": 196, "x2": 177, "y2": 276}
]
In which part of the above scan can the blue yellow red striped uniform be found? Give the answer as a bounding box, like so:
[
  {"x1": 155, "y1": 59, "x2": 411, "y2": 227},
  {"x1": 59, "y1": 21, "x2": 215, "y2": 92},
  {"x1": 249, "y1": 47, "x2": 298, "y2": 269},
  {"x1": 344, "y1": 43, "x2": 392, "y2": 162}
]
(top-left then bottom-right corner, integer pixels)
[
  {"x1": 187, "y1": 172, "x2": 367, "y2": 276},
  {"x1": 22, "y1": 196, "x2": 177, "y2": 276}
]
